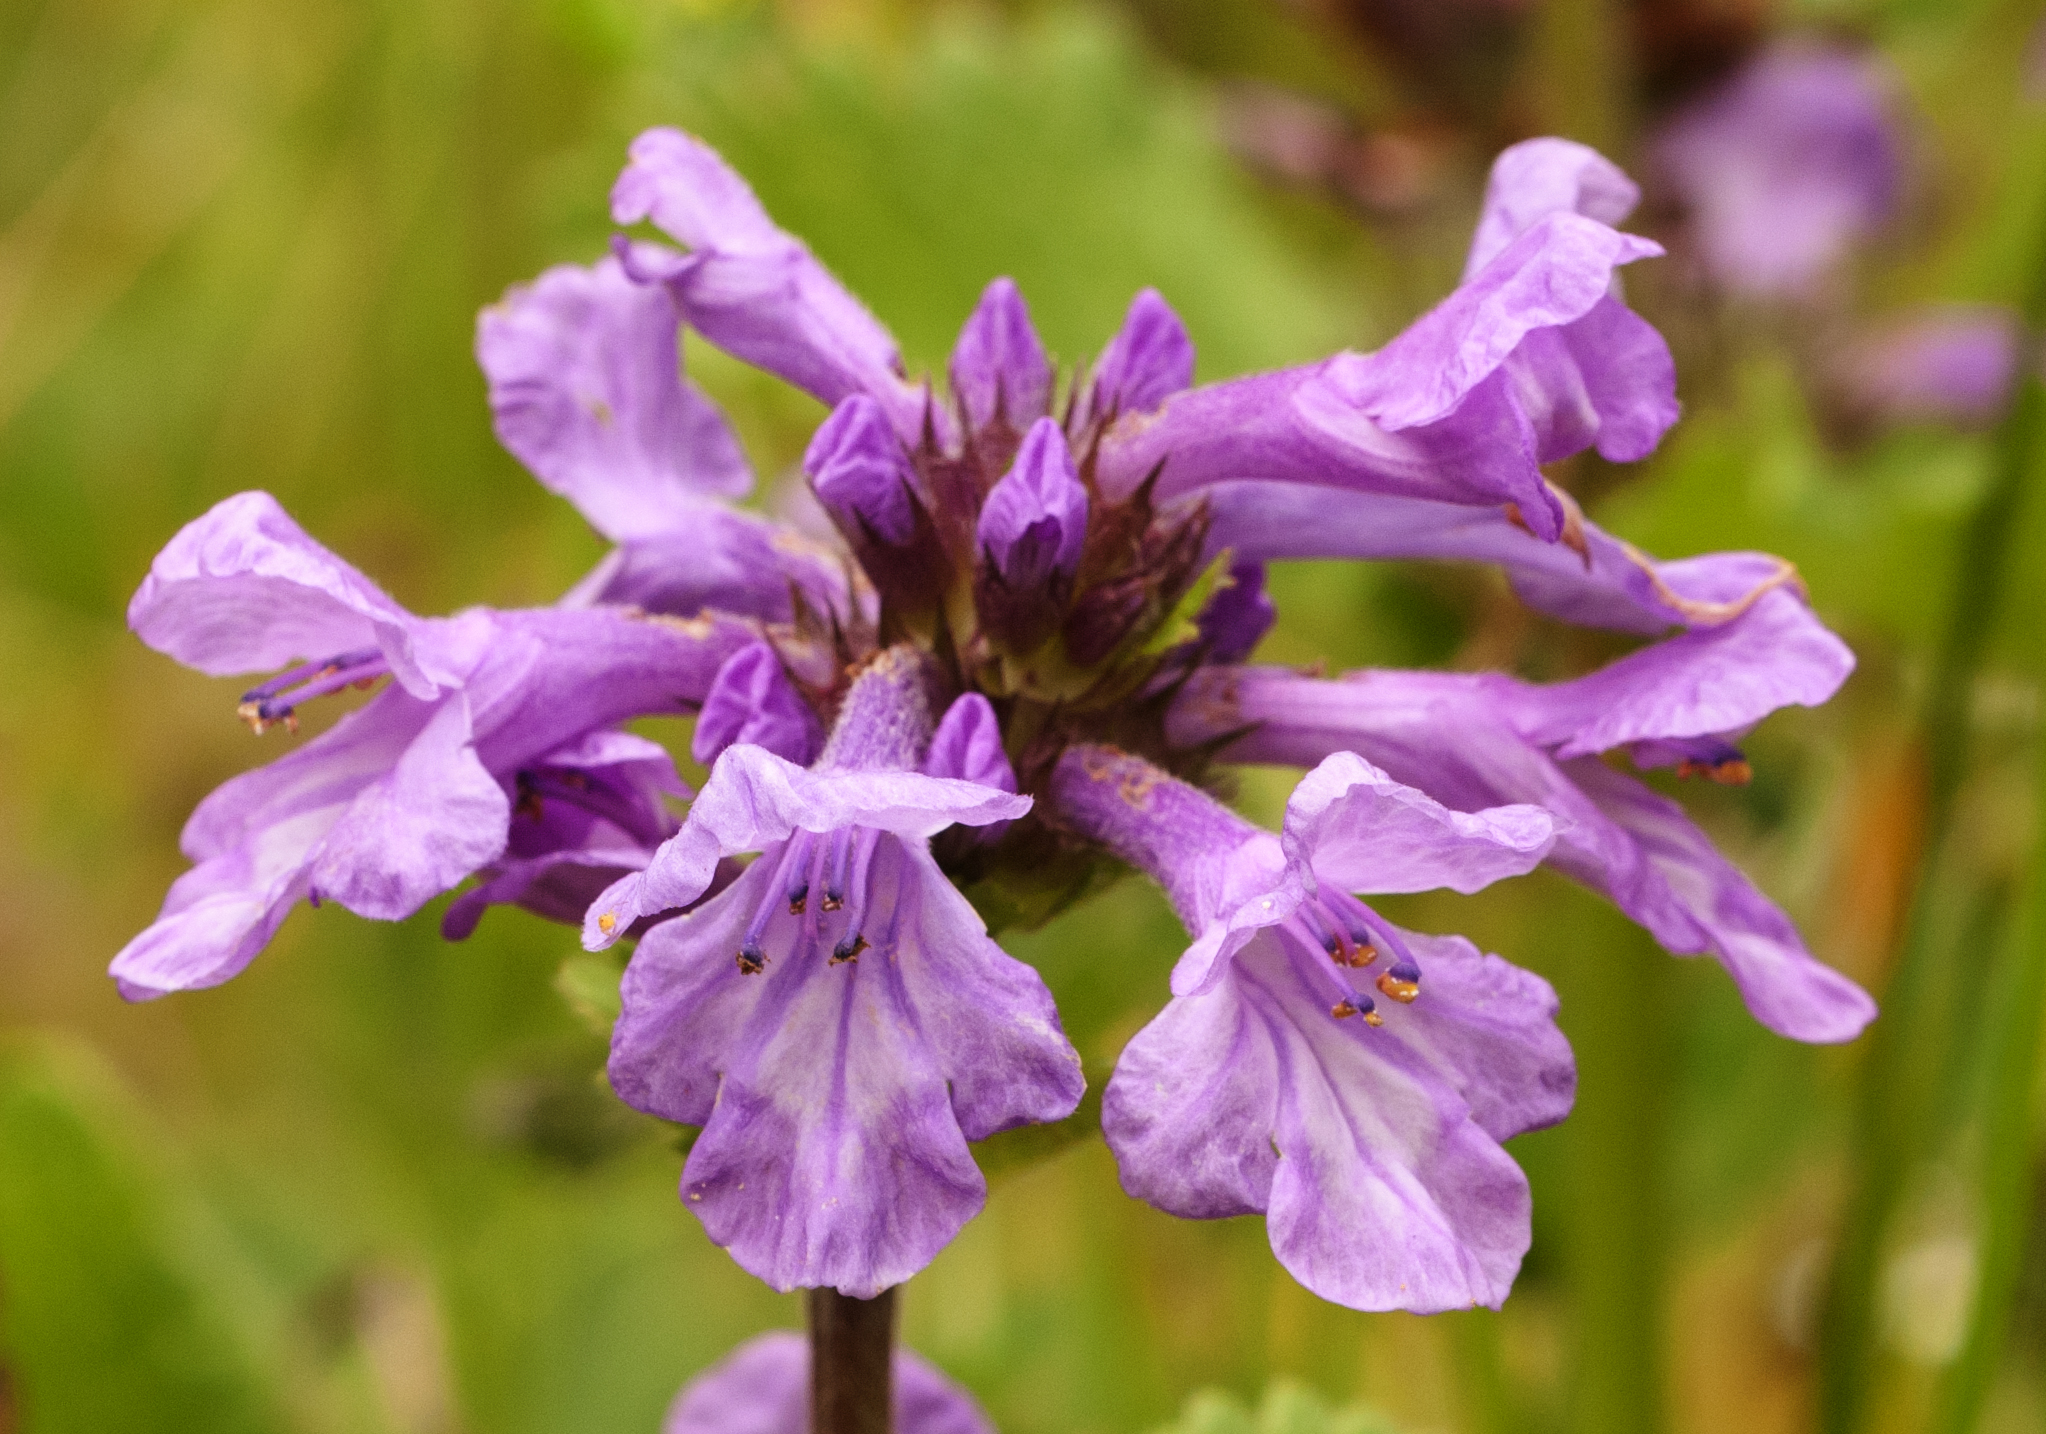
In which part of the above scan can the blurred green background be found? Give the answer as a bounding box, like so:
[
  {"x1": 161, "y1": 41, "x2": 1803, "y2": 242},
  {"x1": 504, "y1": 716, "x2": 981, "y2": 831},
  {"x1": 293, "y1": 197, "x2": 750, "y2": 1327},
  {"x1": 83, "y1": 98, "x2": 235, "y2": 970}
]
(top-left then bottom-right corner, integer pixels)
[{"x1": 4, "y1": 0, "x2": 2046, "y2": 1431}]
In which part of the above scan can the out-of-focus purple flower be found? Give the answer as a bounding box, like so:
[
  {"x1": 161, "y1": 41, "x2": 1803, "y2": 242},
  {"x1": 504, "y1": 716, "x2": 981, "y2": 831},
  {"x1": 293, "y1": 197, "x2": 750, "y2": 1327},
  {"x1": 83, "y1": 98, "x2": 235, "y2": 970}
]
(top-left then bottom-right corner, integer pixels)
[
  {"x1": 1051, "y1": 746, "x2": 1569, "y2": 1312},
  {"x1": 950, "y1": 278, "x2": 1053, "y2": 432},
  {"x1": 1834, "y1": 307, "x2": 2023, "y2": 429},
  {"x1": 1651, "y1": 44, "x2": 1902, "y2": 296},
  {"x1": 112, "y1": 491, "x2": 750, "y2": 999},
  {"x1": 592, "y1": 649, "x2": 1081, "y2": 1295},
  {"x1": 1171, "y1": 643, "x2": 1876, "y2": 1043},
  {"x1": 663, "y1": 1331, "x2": 993, "y2": 1434}
]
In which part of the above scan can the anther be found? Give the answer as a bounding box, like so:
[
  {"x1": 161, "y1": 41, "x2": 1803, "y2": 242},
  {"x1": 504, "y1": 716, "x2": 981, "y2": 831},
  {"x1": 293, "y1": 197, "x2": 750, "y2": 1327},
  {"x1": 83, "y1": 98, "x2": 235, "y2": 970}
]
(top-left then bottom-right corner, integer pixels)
[
  {"x1": 1331, "y1": 992, "x2": 1381, "y2": 1026},
  {"x1": 1376, "y1": 967, "x2": 1421, "y2": 1003},
  {"x1": 831, "y1": 934, "x2": 869, "y2": 965},
  {"x1": 736, "y1": 943, "x2": 766, "y2": 975},
  {"x1": 821, "y1": 829, "x2": 853, "y2": 911},
  {"x1": 1677, "y1": 757, "x2": 1753, "y2": 785}
]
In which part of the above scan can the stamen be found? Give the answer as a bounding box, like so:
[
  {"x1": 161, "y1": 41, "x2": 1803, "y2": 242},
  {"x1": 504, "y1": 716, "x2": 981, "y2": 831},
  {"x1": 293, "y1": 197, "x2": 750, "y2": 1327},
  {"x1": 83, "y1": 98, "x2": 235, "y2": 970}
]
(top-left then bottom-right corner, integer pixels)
[
  {"x1": 1352, "y1": 905, "x2": 1423, "y2": 1003},
  {"x1": 237, "y1": 649, "x2": 390, "y2": 733},
  {"x1": 783, "y1": 833, "x2": 816, "y2": 914},
  {"x1": 1677, "y1": 756, "x2": 1754, "y2": 785},
  {"x1": 1330, "y1": 993, "x2": 1383, "y2": 1026},
  {"x1": 830, "y1": 831, "x2": 882, "y2": 965},
  {"x1": 821, "y1": 829, "x2": 853, "y2": 911},
  {"x1": 735, "y1": 861, "x2": 786, "y2": 975}
]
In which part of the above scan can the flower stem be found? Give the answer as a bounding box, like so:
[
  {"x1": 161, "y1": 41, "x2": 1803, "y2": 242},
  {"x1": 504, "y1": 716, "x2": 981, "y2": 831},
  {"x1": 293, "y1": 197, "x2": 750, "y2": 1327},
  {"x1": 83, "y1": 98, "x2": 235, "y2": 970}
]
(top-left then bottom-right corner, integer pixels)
[{"x1": 809, "y1": 1286, "x2": 895, "y2": 1434}]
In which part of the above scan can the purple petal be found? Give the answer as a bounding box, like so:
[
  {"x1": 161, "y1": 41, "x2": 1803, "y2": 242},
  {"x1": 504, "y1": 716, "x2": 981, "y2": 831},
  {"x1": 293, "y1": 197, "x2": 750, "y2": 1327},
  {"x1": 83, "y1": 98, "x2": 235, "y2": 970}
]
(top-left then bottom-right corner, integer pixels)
[
  {"x1": 1476, "y1": 587, "x2": 1855, "y2": 760},
  {"x1": 127, "y1": 491, "x2": 479, "y2": 697},
  {"x1": 1199, "y1": 480, "x2": 1812, "y2": 635},
  {"x1": 478, "y1": 255, "x2": 753, "y2": 540},
  {"x1": 949, "y1": 278, "x2": 1053, "y2": 431},
  {"x1": 1651, "y1": 44, "x2": 1901, "y2": 296},
  {"x1": 977, "y1": 417, "x2": 1088, "y2": 591},
  {"x1": 1282, "y1": 751, "x2": 1555, "y2": 896},
  {"x1": 1105, "y1": 926, "x2": 1538, "y2": 1312},
  {"x1": 309, "y1": 693, "x2": 511, "y2": 920},
  {"x1": 694, "y1": 641, "x2": 825, "y2": 768},
  {"x1": 1464, "y1": 137, "x2": 1641, "y2": 277},
  {"x1": 921, "y1": 694, "x2": 1017, "y2": 792},
  {"x1": 609, "y1": 838, "x2": 1081, "y2": 1293},
  {"x1": 610, "y1": 129, "x2": 927, "y2": 440},
  {"x1": 1335, "y1": 214, "x2": 1676, "y2": 469},
  {"x1": 1095, "y1": 364, "x2": 1561, "y2": 539},
  {"x1": 1084, "y1": 287, "x2": 1195, "y2": 421},
  {"x1": 1193, "y1": 561, "x2": 1276, "y2": 664},
  {"x1": 1566, "y1": 758, "x2": 1876, "y2": 1043},
  {"x1": 585, "y1": 745, "x2": 1031, "y2": 947},
  {"x1": 662, "y1": 1331, "x2": 994, "y2": 1434},
  {"x1": 560, "y1": 509, "x2": 855, "y2": 626},
  {"x1": 804, "y1": 395, "x2": 920, "y2": 546}
]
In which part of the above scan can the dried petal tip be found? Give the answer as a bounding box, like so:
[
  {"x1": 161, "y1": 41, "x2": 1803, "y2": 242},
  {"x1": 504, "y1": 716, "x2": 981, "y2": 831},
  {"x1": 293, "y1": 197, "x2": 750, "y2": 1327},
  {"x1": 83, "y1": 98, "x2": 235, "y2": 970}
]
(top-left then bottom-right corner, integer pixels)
[
  {"x1": 979, "y1": 417, "x2": 1089, "y2": 590},
  {"x1": 950, "y1": 277, "x2": 1052, "y2": 431}
]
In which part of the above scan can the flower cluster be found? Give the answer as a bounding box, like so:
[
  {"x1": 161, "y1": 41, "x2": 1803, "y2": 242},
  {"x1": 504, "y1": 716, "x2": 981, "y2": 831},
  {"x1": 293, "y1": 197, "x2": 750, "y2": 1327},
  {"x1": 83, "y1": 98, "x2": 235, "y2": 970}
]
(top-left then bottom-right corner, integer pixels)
[{"x1": 116, "y1": 129, "x2": 1870, "y2": 1313}]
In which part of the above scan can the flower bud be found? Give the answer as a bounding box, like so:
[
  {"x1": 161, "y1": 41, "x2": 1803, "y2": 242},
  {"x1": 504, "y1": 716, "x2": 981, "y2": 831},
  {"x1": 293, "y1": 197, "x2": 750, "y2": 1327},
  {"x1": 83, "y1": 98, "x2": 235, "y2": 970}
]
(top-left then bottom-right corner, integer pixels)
[
  {"x1": 692, "y1": 640, "x2": 824, "y2": 768},
  {"x1": 977, "y1": 417, "x2": 1088, "y2": 594},
  {"x1": 949, "y1": 278, "x2": 1053, "y2": 432},
  {"x1": 804, "y1": 394, "x2": 919, "y2": 545}
]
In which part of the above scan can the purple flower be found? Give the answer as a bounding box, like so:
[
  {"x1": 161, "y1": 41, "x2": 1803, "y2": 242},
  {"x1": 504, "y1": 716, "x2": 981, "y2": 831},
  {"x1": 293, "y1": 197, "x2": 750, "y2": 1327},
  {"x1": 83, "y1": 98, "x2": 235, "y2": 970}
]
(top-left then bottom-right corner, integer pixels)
[
  {"x1": 111, "y1": 491, "x2": 750, "y2": 998},
  {"x1": 590, "y1": 649, "x2": 1082, "y2": 1295},
  {"x1": 1051, "y1": 746, "x2": 1571, "y2": 1312},
  {"x1": 693, "y1": 640, "x2": 826, "y2": 769},
  {"x1": 1091, "y1": 138, "x2": 1676, "y2": 543},
  {"x1": 663, "y1": 1331, "x2": 992, "y2": 1434},
  {"x1": 1833, "y1": 306, "x2": 2023, "y2": 430},
  {"x1": 1171, "y1": 645, "x2": 1876, "y2": 1043},
  {"x1": 1651, "y1": 44, "x2": 1902, "y2": 297}
]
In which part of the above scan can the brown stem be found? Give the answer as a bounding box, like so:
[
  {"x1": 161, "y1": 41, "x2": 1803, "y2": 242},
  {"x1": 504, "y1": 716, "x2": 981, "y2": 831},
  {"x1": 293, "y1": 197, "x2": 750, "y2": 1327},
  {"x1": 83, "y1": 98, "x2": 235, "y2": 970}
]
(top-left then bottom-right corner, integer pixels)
[{"x1": 808, "y1": 1286, "x2": 895, "y2": 1434}]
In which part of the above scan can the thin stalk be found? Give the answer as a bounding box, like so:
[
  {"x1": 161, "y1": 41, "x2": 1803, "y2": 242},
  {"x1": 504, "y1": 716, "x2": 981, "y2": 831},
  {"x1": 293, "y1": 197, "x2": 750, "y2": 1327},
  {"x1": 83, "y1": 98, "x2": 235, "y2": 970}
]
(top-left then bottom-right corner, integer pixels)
[
  {"x1": 1817, "y1": 210, "x2": 2046, "y2": 1434},
  {"x1": 809, "y1": 1286, "x2": 895, "y2": 1434},
  {"x1": 1931, "y1": 367, "x2": 2046, "y2": 1434}
]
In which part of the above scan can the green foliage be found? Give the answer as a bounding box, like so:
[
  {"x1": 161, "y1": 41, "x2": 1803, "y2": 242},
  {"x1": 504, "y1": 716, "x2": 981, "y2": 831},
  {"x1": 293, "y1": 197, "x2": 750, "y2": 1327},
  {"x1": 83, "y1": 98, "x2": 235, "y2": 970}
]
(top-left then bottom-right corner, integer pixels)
[{"x1": 1152, "y1": 1380, "x2": 1408, "y2": 1434}]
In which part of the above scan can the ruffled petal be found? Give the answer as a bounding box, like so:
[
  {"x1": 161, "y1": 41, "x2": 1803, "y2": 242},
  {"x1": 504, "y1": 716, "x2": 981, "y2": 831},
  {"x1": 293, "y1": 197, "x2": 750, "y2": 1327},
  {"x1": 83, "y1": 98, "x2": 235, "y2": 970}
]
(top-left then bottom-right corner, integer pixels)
[
  {"x1": 609, "y1": 838, "x2": 1080, "y2": 1294},
  {"x1": 127, "y1": 491, "x2": 473, "y2": 697},
  {"x1": 662, "y1": 1331, "x2": 994, "y2": 1434},
  {"x1": 310, "y1": 693, "x2": 511, "y2": 920},
  {"x1": 1106, "y1": 928, "x2": 1537, "y2": 1312},
  {"x1": 478, "y1": 254, "x2": 753, "y2": 539},
  {"x1": 1464, "y1": 137, "x2": 1642, "y2": 276},
  {"x1": 1282, "y1": 751, "x2": 1555, "y2": 897},
  {"x1": 585, "y1": 745, "x2": 1031, "y2": 947},
  {"x1": 1478, "y1": 587, "x2": 1855, "y2": 760},
  {"x1": 1566, "y1": 758, "x2": 1876, "y2": 1043},
  {"x1": 610, "y1": 129, "x2": 927, "y2": 440}
]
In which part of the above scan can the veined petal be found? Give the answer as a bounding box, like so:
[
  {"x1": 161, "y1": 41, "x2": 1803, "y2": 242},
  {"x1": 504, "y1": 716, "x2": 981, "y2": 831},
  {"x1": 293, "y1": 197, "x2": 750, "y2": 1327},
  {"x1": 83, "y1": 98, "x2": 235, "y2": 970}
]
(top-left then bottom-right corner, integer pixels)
[
  {"x1": 609, "y1": 838, "x2": 1080, "y2": 1294},
  {"x1": 127, "y1": 491, "x2": 473, "y2": 697},
  {"x1": 478, "y1": 254, "x2": 753, "y2": 540},
  {"x1": 1282, "y1": 751, "x2": 1555, "y2": 897},
  {"x1": 662, "y1": 1331, "x2": 994, "y2": 1434},
  {"x1": 610, "y1": 129, "x2": 928, "y2": 440},
  {"x1": 1105, "y1": 926, "x2": 1538, "y2": 1313}
]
